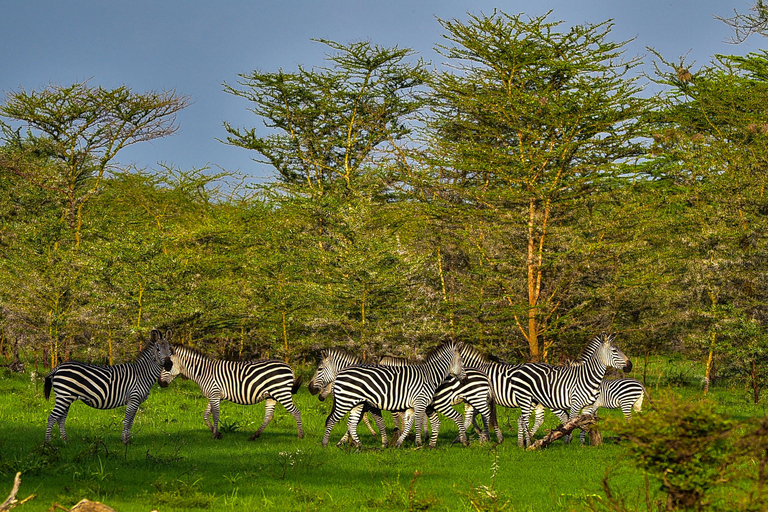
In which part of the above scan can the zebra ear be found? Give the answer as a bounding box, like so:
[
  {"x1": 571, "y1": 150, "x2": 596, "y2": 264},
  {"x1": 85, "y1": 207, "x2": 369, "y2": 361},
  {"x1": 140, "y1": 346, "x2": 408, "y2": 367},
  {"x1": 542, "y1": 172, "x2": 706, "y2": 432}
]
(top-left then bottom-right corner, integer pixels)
[
  {"x1": 150, "y1": 329, "x2": 161, "y2": 343},
  {"x1": 165, "y1": 329, "x2": 173, "y2": 342}
]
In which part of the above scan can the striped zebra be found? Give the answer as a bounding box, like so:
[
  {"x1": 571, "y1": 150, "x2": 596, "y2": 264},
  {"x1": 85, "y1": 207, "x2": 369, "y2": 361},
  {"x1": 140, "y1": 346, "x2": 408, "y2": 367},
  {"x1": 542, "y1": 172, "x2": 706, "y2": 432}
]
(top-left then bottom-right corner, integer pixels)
[
  {"x1": 510, "y1": 332, "x2": 632, "y2": 446},
  {"x1": 321, "y1": 341, "x2": 466, "y2": 448},
  {"x1": 158, "y1": 345, "x2": 304, "y2": 440},
  {"x1": 458, "y1": 345, "x2": 546, "y2": 446},
  {"x1": 578, "y1": 377, "x2": 646, "y2": 443},
  {"x1": 308, "y1": 348, "x2": 388, "y2": 445},
  {"x1": 44, "y1": 328, "x2": 174, "y2": 444},
  {"x1": 379, "y1": 354, "x2": 494, "y2": 445}
]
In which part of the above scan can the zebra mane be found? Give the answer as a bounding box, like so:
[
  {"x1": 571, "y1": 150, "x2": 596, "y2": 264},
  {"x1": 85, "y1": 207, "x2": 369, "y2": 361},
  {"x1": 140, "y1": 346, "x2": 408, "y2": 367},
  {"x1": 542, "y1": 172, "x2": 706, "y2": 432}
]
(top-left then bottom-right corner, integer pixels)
[
  {"x1": 136, "y1": 336, "x2": 164, "y2": 360},
  {"x1": 423, "y1": 341, "x2": 459, "y2": 362},
  {"x1": 459, "y1": 343, "x2": 498, "y2": 364},
  {"x1": 318, "y1": 347, "x2": 362, "y2": 365},
  {"x1": 575, "y1": 332, "x2": 615, "y2": 362},
  {"x1": 168, "y1": 344, "x2": 209, "y2": 360}
]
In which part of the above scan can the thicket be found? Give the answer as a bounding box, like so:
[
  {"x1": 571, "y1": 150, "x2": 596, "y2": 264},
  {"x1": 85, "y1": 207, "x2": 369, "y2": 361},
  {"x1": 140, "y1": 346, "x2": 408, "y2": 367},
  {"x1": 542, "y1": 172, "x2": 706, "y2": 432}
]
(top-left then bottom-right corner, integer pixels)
[{"x1": 0, "y1": 11, "x2": 766, "y2": 397}]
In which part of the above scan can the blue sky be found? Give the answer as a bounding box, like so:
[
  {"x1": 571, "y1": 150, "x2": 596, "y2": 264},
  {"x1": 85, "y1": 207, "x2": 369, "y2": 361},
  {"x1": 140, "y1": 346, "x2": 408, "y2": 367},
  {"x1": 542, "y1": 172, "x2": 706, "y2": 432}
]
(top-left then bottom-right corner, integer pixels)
[{"x1": 0, "y1": 1, "x2": 760, "y2": 181}]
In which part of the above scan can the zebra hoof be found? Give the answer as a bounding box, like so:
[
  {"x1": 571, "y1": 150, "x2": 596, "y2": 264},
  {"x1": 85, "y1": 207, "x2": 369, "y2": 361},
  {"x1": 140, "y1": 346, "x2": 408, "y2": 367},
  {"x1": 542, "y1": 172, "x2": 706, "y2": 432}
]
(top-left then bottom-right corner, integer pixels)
[{"x1": 213, "y1": 432, "x2": 223, "y2": 440}]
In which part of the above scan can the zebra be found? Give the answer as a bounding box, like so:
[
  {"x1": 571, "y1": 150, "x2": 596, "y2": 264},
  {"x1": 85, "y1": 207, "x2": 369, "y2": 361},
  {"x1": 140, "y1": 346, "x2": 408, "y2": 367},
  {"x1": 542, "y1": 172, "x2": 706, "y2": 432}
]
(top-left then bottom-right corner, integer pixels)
[
  {"x1": 44, "y1": 328, "x2": 174, "y2": 444},
  {"x1": 578, "y1": 377, "x2": 646, "y2": 444},
  {"x1": 379, "y1": 354, "x2": 494, "y2": 445},
  {"x1": 158, "y1": 345, "x2": 304, "y2": 440},
  {"x1": 458, "y1": 344, "x2": 547, "y2": 446},
  {"x1": 510, "y1": 332, "x2": 632, "y2": 446},
  {"x1": 308, "y1": 348, "x2": 389, "y2": 446},
  {"x1": 321, "y1": 341, "x2": 466, "y2": 449}
]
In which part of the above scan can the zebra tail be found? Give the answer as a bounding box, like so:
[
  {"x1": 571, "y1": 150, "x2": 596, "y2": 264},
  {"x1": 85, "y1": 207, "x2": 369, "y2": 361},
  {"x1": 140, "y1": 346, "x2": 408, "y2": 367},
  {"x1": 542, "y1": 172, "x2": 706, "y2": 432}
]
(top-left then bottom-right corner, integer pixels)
[
  {"x1": 489, "y1": 401, "x2": 498, "y2": 430},
  {"x1": 44, "y1": 373, "x2": 54, "y2": 400},
  {"x1": 291, "y1": 376, "x2": 302, "y2": 394}
]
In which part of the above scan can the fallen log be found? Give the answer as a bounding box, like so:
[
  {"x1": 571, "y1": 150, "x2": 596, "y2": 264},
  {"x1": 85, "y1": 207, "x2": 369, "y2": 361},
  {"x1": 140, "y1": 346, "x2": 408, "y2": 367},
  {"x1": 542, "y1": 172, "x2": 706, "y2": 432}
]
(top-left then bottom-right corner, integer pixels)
[{"x1": 526, "y1": 413, "x2": 599, "y2": 450}]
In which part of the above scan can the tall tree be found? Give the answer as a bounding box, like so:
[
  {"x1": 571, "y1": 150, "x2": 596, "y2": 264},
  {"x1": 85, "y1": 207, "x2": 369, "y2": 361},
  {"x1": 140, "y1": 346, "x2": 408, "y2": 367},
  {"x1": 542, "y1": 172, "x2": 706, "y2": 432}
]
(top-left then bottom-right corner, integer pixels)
[
  {"x1": 647, "y1": 50, "x2": 768, "y2": 400},
  {"x1": 222, "y1": 40, "x2": 430, "y2": 353},
  {"x1": 422, "y1": 12, "x2": 649, "y2": 360},
  {"x1": 0, "y1": 82, "x2": 189, "y2": 247}
]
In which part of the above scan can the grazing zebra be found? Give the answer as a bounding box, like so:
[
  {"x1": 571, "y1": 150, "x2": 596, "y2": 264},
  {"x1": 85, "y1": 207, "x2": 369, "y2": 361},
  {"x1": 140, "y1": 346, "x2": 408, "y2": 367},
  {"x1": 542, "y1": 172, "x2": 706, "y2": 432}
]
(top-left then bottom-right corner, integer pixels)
[
  {"x1": 308, "y1": 348, "x2": 388, "y2": 445},
  {"x1": 458, "y1": 345, "x2": 546, "y2": 446},
  {"x1": 510, "y1": 332, "x2": 632, "y2": 446},
  {"x1": 578, "y1": 377, "x2": 646, "y2": 444},
  {"x1": 158, "y1": 345, "x2": 304, "y2": 440},
  {"x1": 322, "y1": 341, "x2": 466, "y2": 448},
  {"x1": 44, "y1": 329, "x2": 174, "y2": 444}
]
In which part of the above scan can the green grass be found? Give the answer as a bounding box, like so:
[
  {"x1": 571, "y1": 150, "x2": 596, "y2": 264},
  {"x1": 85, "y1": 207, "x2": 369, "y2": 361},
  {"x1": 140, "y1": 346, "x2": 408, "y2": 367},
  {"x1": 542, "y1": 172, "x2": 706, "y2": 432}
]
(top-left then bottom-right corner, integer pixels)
[{"x1": 0, "y1": 359, "x2": 762, "y2": 511}]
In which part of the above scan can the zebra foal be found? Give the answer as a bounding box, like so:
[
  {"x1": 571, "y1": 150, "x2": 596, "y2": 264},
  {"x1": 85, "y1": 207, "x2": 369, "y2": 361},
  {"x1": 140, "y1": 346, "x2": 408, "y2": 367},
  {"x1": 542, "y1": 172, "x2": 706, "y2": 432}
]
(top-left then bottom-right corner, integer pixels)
[
  {"x1": 158, "y1": 345, "x2": 304, "y2": 440},
  {"x1": 322, "y1": 341, "x2": 466, "y2": 449},
  {"x1": 44, "y1": 328, "x2": 174, "y2": 444}
]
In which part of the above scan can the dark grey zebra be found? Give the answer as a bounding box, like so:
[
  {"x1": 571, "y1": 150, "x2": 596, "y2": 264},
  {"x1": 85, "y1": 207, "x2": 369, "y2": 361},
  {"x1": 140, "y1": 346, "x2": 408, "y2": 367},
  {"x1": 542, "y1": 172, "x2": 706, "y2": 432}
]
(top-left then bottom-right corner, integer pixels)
[
  {"x1": 579, "y1": 377, "x2": 646, "y2": 443},
  {"x1": 322, "y1": 341, "x2": 466, "y2": 448},
  {"x1": 158, "y1": 345, "x2": 304, "y2": 440},
  {"x1": 458, "y1": 344, "x2": 546, "y2": 446},
  {"x1": 510, "y1": 332, "x2": 632, "y2": 446},
  {"x1": 44, "y1": 329, "x2": 174, "y2": 444}
]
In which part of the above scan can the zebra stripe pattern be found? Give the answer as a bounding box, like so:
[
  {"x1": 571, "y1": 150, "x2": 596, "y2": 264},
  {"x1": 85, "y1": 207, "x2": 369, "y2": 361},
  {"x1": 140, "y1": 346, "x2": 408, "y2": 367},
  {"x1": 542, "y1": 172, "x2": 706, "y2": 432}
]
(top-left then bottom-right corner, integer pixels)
[
  {"x1": 158, "y1": 345, "x2": 304, "y2": 440},
  {"x1": 308, "y1": 348, "x2": 388, "y2": 446},
  {"x1": 510, "y1": 332, "x2": 632, "y2": 445},
  {"x1": 458, "y1": 345, "x2": 546, "y2": 446},
  {"x1": 579, "y1": 377, "x2": 645, "y2": 443},
  {"x1": 379, "y1": 354, "x2": 493, "y2": 445},
  {"x1": 322, "y1": 341, "x2": 466, "y2": 448},
  {"x1": 44, "y1": 329, "x2": 174, "y2": 444}
]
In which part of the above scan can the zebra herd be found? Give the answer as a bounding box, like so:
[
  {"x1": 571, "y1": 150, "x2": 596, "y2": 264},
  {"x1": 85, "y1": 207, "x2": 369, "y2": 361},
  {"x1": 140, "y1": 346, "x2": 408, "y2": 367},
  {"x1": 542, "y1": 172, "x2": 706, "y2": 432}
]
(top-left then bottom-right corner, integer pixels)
[{"x1": 43, "y1": 330, "x2": 646, "y2": 448}]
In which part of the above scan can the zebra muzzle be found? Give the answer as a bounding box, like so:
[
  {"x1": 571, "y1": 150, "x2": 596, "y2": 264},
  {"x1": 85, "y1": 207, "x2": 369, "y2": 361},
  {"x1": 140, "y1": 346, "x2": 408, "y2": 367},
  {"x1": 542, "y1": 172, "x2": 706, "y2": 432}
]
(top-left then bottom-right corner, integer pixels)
[
  {"x1": 623, "y1": 360, "x2": 633, "y2": 373},
  {"x1": 163, "y1": 358, "x2": 173, "y2": 372},
  {"x1": 157, "y1": 377, "x2": 169, "y2": 388}
]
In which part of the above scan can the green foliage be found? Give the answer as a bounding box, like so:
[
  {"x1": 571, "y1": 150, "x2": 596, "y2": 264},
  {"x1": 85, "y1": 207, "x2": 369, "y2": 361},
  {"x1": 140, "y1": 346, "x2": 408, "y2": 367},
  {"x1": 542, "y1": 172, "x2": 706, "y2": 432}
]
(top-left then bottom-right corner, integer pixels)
[{"x1": 609, "y1": 395, "x2": 735, "y2": 510}]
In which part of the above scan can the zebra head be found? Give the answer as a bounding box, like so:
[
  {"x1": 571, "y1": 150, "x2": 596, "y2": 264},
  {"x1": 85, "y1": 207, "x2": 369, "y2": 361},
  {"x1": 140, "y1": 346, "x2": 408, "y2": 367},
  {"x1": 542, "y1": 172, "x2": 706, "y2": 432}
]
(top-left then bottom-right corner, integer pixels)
[
  {"x1": 150, "y1": 329, "x2": 174, "y2": 386},
  {"x1": 308, "y1": 350, "x2": 337, "y2": 401},
  {"x1": 433, "y1": 341, "x2": 466, "y2": 383},
  {"x1": 450, "y1": 342, "x2": 467, "y2": 382},
  {"x1": 595, "y1": 332, "x2": 632, "y2": 373},
  {"x1": 157, "y1": 351, "x2": 181, "y2": 388}
]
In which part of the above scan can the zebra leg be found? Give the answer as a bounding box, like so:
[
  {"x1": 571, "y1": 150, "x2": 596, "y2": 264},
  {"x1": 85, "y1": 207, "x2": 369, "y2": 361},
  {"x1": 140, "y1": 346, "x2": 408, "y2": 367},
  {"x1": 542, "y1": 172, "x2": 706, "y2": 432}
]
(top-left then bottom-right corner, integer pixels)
[
  {"x1": 342, "y1": 404, "x2": 366, "y2": 449},
  {"x1": 322, "y1": 399, "x2": 349, "y2": 447},
  {"x1": 369, "y1": 408, "x2": 388, "y2": 448},
  {"x1": 395, "y1": 409, "x2": 416, "y2": 448},
  {"x1": 489, "y1": 402, "x2": 503, "y2": 444},
  {"x1": 435, "y1": 402, "x2": 468, "y2": 446},
  {"x1": 362, "y1": 412, "x2": 378, "y2": 438},
  {"x1": 468, "y1": 399, "x2": 491, "y2": 444},
  {"x1": 203, "y1": 402, "x2": 214, "y2": 432},
  {"x1": 209, "y1": 396, "x2": 223, "y2": 439},
  {"x1": 46, "y1": 397, "x2": 73, "y2": 443},
  {"x1": 580, "y1": 406, "x2": 597, "y2": 444},
  {"x1": 249, "y1": 398, "x2": 276, "y2": 440},
  {"x1": 122, "y1": 400, "x2": 141, "y2": 445},
  {"x1": 427, "y1": 410, "x2": 441, "y2": 447}
]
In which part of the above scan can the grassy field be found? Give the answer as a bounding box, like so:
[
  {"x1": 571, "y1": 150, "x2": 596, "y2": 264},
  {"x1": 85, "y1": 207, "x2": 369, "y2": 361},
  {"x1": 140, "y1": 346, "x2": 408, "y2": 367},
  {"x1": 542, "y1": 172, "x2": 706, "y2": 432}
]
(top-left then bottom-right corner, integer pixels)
[{"x1": 0, "y1": 356, "x2": 761, "y2": 511}]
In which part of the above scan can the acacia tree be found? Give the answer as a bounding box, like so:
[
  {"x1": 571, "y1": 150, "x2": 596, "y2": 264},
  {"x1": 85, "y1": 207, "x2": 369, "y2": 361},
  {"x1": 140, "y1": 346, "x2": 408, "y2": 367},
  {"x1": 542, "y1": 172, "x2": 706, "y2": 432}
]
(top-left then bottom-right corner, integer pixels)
[
  {"x1": 422, "y1": 12, "x2": 649, "y2": 360},
  {"x1": 0, "y1": 83, "x2": 189, "y2": 364},
  {"x1": 223, "y1": 40, "x2": 430, "y2": 354},
  {"x1": 0, "y1": 82, "x2": 189, "y2": 247},
  {"x1": 648, "y1": 51, "x2": 768, "y2": 400}
]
